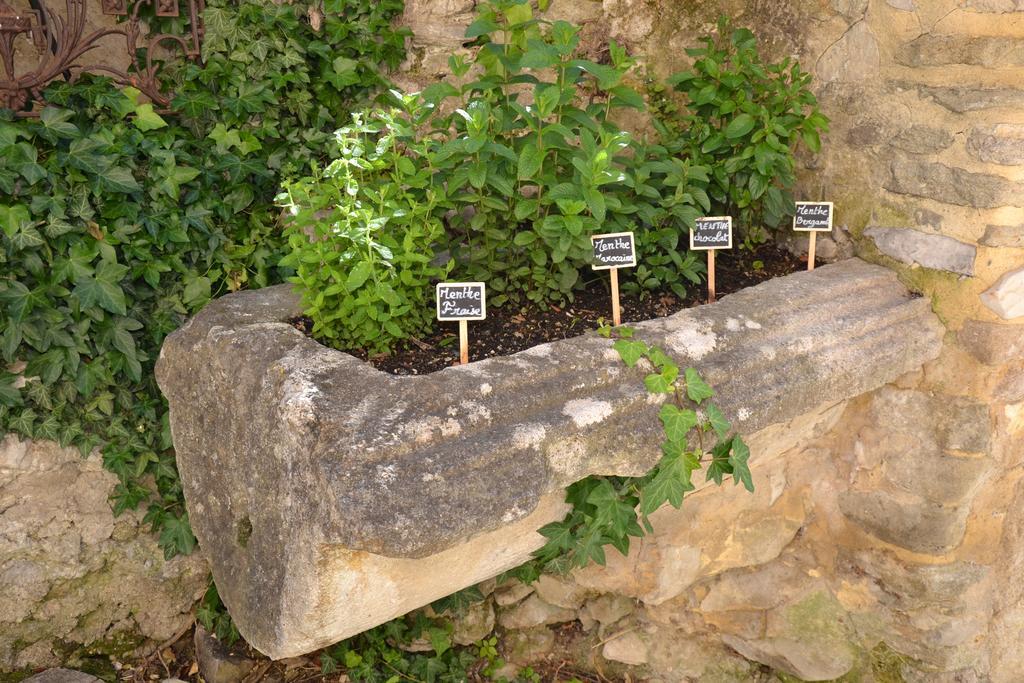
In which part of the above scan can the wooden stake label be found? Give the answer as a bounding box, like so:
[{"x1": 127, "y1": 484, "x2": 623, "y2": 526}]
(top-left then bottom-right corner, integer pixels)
[
  {"x1": 793, "y1": 202, "x2": 833, "y2": 232},
  {"x1": 690, "y1": 217, "x2": 733, "y2": 250},
  {"x1": 591, "y1": 232, "x2": 636, "y2": 326},
  {"x1": 691, "y1": 217, "x2": 732, "y2": 304},
  {"x1": 590, "y1": 232, "x2": 636, "y2": 269},
  {"x1": 436, "y1": 282, "x2": 486, "y2": 321}
]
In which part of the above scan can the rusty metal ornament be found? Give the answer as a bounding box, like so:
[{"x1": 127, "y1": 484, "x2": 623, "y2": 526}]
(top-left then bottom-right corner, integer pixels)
[{"x1": 0, "y1": 0, "x2": 203, "y2": 115}]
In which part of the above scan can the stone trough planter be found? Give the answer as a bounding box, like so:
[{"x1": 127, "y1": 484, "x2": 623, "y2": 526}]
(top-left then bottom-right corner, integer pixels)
[{"x1": 155, "y1": 258, "x2": 943, "y2": 659}]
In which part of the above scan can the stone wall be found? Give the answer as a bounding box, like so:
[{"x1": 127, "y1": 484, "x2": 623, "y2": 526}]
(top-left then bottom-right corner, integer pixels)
[
  {"x1": 392, "y1": 0, "x2": 1024, "y2": 680},
  {"x1": 0, "y1": 436, "x2": 208, "y2": 672},
  {"x1": 433, "y1": 381, "x2": 1013, "y2": 681}
]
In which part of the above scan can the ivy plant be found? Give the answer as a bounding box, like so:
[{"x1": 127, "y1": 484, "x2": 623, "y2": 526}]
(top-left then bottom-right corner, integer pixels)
[
  {"x1": 662, "y1": 17, "x2": 829, "y2": 245},
  {"x1": 0, "y1": 0, "x2": 407, "y2": 558},
  {"x1": 523, "y1": 324, "x2": 753, "y2": 576}
]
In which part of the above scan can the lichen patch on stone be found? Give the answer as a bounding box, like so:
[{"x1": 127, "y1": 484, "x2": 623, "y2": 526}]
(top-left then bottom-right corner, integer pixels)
[
  {"x1": 561, "y1": 399, "x2": 613, "y2": 428},
  {"x1": 512, "y1": 424, "x2": 547, "y2": 450},
  {"x1": 666, "y1": 319, "x2": 717, "y2": 360}
]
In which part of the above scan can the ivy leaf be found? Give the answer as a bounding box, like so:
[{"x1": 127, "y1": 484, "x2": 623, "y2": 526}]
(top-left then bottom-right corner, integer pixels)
[
  {"x1": 183, "y1": 275, "x2": 212, "y2": 308},
  {"x1": 536, "y1": 519, "x2": 574, "y2": 552},
  {"x1": 0, "y1": 204, "x2": 30, "y2": 238},
  {"x1": 0, "y1": 373, "x2": 21, "y2": 406},
  {"x1": 704, "y1": 402, "x2": 731, "y2": 439},
  {"x1": 101, "y1": 166, "x2": 141, "y2": 193},
  {"x1": 39, "y1": 107, "x2": 79, "y2": 138},
  {"x1": 612, "y1": 339, "x2": 648, "y2": 367},
  {"x1": 132, "y1": 103, "x2": 168, "y2": 131},
  {"x1": 659, "y1": 403, "x2": 698, "y2": 444},
  {"x1": 427, "y1": 627, "x2": 451, "y2": 657},
  {"x1": 158, "y1": 512, "x2": 197, "y2": 559},
  {"x1": 684, "y1": 367, "x2": 713, "y2": 404},
  {"x1": 73, "y1": 262, "x2": 128, "y2": 315},
  {"x1": 640, "y1": 445, "x2": 696, "y2": 515},
  {"x1": 10, "y1": 224, "x2": 45, "y2": 250},
  {"x1": 644, "y1": 364, "x2": 678, "y2": 394},
  {"x1": 730, "y1": 434, "x2": 754, "y2": 492}
]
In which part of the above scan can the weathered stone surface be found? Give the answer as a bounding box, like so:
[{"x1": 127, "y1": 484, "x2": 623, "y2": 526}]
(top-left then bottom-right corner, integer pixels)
[
  {"x1": 968, "y1": 124, "x2": 1024, "y2": 165},
  {"x1": 0, "y1": 437, "x2": 209, "y2": 671},
  {"x1": 872, "y1": 387, "x2": 991, "y2": 455},
  {"x1": 816, "y1": 22, "x2": 879, "y2": 82},
  {"x1": 832, "y1": 0, "x2": 868, "y2": 20},
  {"x1": 156, "y1": 260, "x2": 943, "y2": 658},
  {"x1": 897, "y1": 35, "x2": 1024, "y2": 67},
  {"x1": 965, "y1": 0, "x2": 1024, "y2": 11},
  {"x1": 723, "y1": 591, "x2": 857, "y2": 681},
  {"x1": 24, "y1": 670, "x2": 101, "y2": 683},
  {"x1": 919, "y1": 86, "x2": 1024, "y2": 113},
  {"x1": 981, "y1": 268, "x2": 1024, "y2": 319},
  {"x1": 701, "y1": 561, "x2": 820, "y2": 613},
  {"x1": 502, "y1": 627, "x2": 555, "y2": 665},
  {"x1": 580, "y1": 595, "x2": 634, "y2": 627},
  {"x1": 981, "y1": 224, "x2": 1024, "y2": 248},
  {"x1": 884, "y1": 158, "x2": 1023, "y2": 209},
  {"x1": 452, "y1": 600, "x2": 495, "y2": 646},
  {"x1": 194, "y1": 626, "x2": 256, "y2": 683},
  {"x1": 892, "y1": 125, "x2": 954, "y2": 154},
  {"x1": 865, "y1": 227, "x2": 976, "y2": 275},
  {"x1": 493, "y1": 581, "x2": 534, "y2": 607},
  {"x1": 995, "y1": 366, "x2": 1024, "y2": 403},
  {"x1": 602, "y1": 630, "x2": 648, "y2": 665},
  {"x1": 852, "y1": 549, "x2": 991, "y2": 611},
  {"x1": 570, "y1": 471, "x2": 809, "y2": 606},
  {"x1": 533, "y1": 574, "x2": 588, "y2": 610},
  {"x1": 839, "y1": 489, "x2": 971, "y2": 553},
  {"x1": 498, "y1": 594, "x2": 576, "y2": 629},
  {"x1": 959, "y1": 319, "x2": 1024, "y2": 365},
  {"x1": 887, "y1": 0, "x2": 915, "y2": 9}
]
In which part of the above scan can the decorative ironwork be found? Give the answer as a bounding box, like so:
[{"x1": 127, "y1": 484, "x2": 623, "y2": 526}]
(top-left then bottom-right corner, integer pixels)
[{"x1": 0, "y1": 0, "x2": 203, "y2": 114}]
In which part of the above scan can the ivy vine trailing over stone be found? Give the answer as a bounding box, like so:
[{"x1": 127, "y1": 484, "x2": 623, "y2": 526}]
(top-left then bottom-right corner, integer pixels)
[
  {"x1": 512, "y1": 324, "x2": 753, "y2": 581},
  {"x1": 0, "y1": 0, "x2": 408, "y2": 558}
]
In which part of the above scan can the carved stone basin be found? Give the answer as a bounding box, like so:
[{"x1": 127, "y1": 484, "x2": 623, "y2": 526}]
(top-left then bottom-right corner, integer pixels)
[{"x1": 155, "y1": 258, "x2": 943, "y2": 658}]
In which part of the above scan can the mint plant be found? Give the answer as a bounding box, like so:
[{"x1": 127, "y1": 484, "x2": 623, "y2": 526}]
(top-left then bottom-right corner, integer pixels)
[
  {"x1": 420, "y1": 4, "x2": 711, "y2": 306},
  {"x1": 278, "y1": 109, "x2": 452, "y2": 353},
  {"x1": 526, "y1": 324, "x2": 753, "y2": 575},
  {"x1": 663, "y1": 17, "x2": 829, "y2": 245}
]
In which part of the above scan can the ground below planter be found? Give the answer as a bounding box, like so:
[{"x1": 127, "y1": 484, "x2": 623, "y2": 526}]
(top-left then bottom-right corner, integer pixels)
[{"x1": 297, "y1": 243, "x2": 802, "y2": 374}]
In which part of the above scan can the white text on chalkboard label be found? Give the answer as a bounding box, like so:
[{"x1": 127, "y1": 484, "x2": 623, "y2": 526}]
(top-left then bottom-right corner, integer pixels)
[
  {"x1": 690, "y1": 217, "x2": 733, "y2": 250},
  {"x1": 793, "y1": 202, "x2": 834, "y2": 232},
  {"x1": 591, "y1": 232, "x2": 637, "y2": 270},
  {"x1": 436, "y1": 282, "x2": 486, "y2": 321}
]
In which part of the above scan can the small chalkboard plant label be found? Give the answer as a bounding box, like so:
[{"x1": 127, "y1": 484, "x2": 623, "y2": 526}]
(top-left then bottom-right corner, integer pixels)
[
  {"x1": 591, "y1": 232, "x2": 637, "y2": 326},
  {"x1": 690, "y1": 217, "x2": 733, "y2": 304},
  {"x1": 793, "y1": 202, "x2": 833, "y2": 272},
  {"x1": 436, "y1": 282, "x2": 486, "y2": 364}
]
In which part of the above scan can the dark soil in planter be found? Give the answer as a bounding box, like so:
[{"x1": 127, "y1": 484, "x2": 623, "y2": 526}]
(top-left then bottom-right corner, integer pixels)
[{"x1": 291, "y1": 243, "x2": 803, "y2": 375}]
